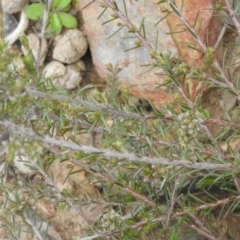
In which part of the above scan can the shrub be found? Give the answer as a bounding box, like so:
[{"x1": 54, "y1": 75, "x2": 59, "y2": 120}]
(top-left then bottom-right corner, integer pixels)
[{"x1": 1, "y1": 0, "x2": 240, "y2": 239}]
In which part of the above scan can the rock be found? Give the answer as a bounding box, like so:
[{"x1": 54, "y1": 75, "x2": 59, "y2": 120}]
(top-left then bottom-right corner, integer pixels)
[
  {"x1": 81, "y1": 0, "x2": 178, "y2": 110},
  {"x1": 63, "y1": 61, "x2": 85, "y2": 89},
  {"x1": 81, "y1": 0, "x2": 222, "y2": 109},
  {"x1": 3, "y1": 13, "x2": 18, "y2": 36},
  {"x1": 21, "y1": 33, "x2": 48, "y2": 66},
  {"x1": 2, "y1": 0, "x2": 27, "y2": 13},
  {"x1": 46, "y1": 158, "x2": 106, "y2": 238},
  {"x1": 43, "y1": 60, "x2": 85, "y2": 90},
  {"x1": 53, "y1": 29, "x2": 88, "y2": 64},
  {"x1": 43, "y1": 60, "x2": 66, "y2": 80}
]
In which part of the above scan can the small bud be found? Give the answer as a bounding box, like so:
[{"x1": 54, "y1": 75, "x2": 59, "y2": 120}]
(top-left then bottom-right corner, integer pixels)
[
  {"x1": 117, "y1": 22, "x2": 123, "y2": 26},
  {"x1": 181, "y1": 124, "x2": 187, "y2": 129},
  {"x1": 106, "y1": 63, "x2": 113, "y2": 72},
  {"x1": 160, "y1": 7, "x2": 171, "y2": 14},
  {"x1": 188, "y1": 123, "x2": 194, "y2": 129},
  {"x1": 150, "y1": 51, "x2": 158, "y2": 59},
  {"x1": 135, "y1": 41, "x2": 142, "y2": 47},
  {"x1": 111, "y1": 14, "x2": 118, "y2": 19},
  {"x1": 128, "y1": 27, "x2": 136, "y2": 33},
  {"x1": 192, "y1": 119, "x2": 198, "y2": 124},
  {"x1": 177, "y1": 114, "x2": 184, "y2": 121},
  {"x1": 99, "y1": 3, "x2": 107, "y2": 8},
  {"x1": 188, "y1": 129, "x2": 194, "y2": 135}
]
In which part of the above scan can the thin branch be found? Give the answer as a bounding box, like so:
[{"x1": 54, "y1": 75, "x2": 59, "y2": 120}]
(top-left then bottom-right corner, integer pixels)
[
  {"x1": 70, "y1": 158, "x2": 156, "y2": 207},
  {"x1": 188, "y1": 223, "x2": 219, "y2": 240},
  {"x1": 100, "y1": 0, "x2": 231, "y2": 153},
  {"x1": 163, "y1": 174, "x2": 180, "y2": 240},
  {"x1": 23, "y1": 211, "x2": 44, "y2": 240},
  {"x1": 29, "y1": 159, "x2": 96, "y2": 234},
  {"x1": 103, "y1": 0, "x2": 240, "y2": 105},
  {"x1": 177, "y1": 199, "x2": 217, "y2": 240},
  {"x1": 166, "y1": 0, "x2": 240, "y2": 102},
  {"x1": 102, "y1": 0, "x2": 153, "y2": 52},
  {"x1": 205, "y1": 118, "x2": 240, "y2": 128},
  {"x1": 26, "y1": 88, "x2": 148, "y2": 120},
  {"x1": 36, "y1": 0, "x2": 52, "y2": 75},
  {"x1": 224, "y1": 0, "x2": 240, "y2": 36},
  {"x1": 233, "y1": 174, "x2": 240, "y2": 194},
  {"x1": 77, "y1": 194, "x2": 240, "y2": 240},
  {"x1": 0, "y1": 120, "x2": 238, "y2": 171}
]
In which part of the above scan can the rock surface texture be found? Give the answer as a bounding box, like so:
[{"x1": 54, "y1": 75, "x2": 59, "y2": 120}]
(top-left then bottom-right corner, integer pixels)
[
  {"x1": 53, "y1": 29, "x2": 88, "y2": 64},
  {"x1": 81, "y1": 0, "x2": 222, "y2": 109},
  {"x1": 2, "y1": 0, "x2": 27, "y2": 13},
  {"x1": 44, "y1": 60, "x2": 86, "y2": 89}
]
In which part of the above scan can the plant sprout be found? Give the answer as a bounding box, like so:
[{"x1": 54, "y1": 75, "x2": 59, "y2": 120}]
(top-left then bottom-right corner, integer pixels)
[{"x1": 25, "y1": 0, "x2": 78, "y2": 35}]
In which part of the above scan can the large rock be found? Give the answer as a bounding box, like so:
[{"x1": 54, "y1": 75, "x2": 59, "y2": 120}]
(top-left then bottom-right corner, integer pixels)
[
  {"x1": 81, "y1": 0, "x2": 222, "y2": 109},
  {"x1": 2, "y1": 0, "x2": 27, "y2": 13},
  {"x1": 53, "y1": 29, "x2": 88, "y2": 64},
  {"x1": 43, "y1": 60, "x2": 86, "y2": 90}
]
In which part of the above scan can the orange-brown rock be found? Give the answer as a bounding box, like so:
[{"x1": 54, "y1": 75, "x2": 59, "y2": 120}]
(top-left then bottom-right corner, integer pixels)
[{"x1": 81, "y1": 0, "x2": 222, "y2": 109}]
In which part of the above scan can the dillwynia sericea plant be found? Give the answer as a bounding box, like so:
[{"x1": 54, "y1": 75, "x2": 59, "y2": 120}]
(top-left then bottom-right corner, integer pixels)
[{"x1": 1, "y1": 0, "x2": 240, "y2": 240}]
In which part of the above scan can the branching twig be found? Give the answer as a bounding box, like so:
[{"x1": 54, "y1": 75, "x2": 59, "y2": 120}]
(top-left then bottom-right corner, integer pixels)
[
  {"x1": 29, "y1": 159, "x2": 100, "y2": 235},
  {"x1": 224, "y1": 0, "x2": 240, "y2": 36},
  {"x1": 188, "y1": 223, "x2": 219, "y2": 240},
  {"x1": 77, "y1": 193, "x2": 240, "y2": 240},
  {"x1": 100, "y1": 0, "x2": 229, "y2": 155},
  {"x1": 232, "y1": 174, "x2": 240, "y2": 194},
  {"x1": 36, "y1": 0, "x2": 52, "y2": 75},
  {"x1": 26, "y1": 88, "x2": 148, "y2": 120},
  {"x1": 0, "y1": 120, "x2": 238, "y2": 171},
  {"x1": 102, "y1": 0, "x2": 153, "y2": 52},
  {"x1": 23, "y1": 211, "x2": 44, "y2": 240},
  {"x1": 163, "y1": 174, "x2": 180, "y2": 240},
  {"x1": 166, "y1": 0, "x2": 240, "y2": 102},
  {"x1": 70, "y1": 158, "x2": 156, "y2": 207}
]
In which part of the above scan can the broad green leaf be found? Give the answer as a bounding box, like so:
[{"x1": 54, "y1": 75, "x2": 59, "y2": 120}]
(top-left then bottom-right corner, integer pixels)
[
  {"x1": 53, "y1": 0, "x2": 71, "y2": 10},
  {"x1": 47, "y1": 13, "x2": 62, "y2": 35},
  {"x1": 24, "y1": 3, "x2": 44, "y2": 20},
  {"x1": 57, "y1": 12, "x2": 78, "y2": 28}
]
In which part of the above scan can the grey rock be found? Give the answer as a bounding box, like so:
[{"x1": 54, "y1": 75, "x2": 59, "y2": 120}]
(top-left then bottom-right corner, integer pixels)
[{"x1": 3, "y1": 12, "x2": 18, "y2": 36}]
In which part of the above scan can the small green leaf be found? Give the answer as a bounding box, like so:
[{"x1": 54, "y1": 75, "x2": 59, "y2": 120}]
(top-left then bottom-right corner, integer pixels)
[
  {"x1": 53, "y1": 0, "x2": 71, "y2": 9},
  {"x1": 61, "y1": 188, "x2": 72, "y2": 197},
  {"x1": 203, "y1": 47, "x2": 215, "y2": 71},
  {"x1": 57, "y1": 12, "x2": 78, "y2": 28},
  {"x1": 24, "y1": 3, "x2": 44, "y2": 20},
  {"x1": 23, "y1": 55, "x2": 36, "y2": 74},
  {"x1": 47, "y1": 13, "x2": 62, "y2": 35},
  {"x1": 197, "y1": 177, "x2": 216, "y2": 189}
]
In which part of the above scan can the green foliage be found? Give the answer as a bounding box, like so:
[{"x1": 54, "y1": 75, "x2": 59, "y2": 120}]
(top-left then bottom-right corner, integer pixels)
[
  {"x1": 0, "y1": 41, "x2": 18, "y2": 71},
  {"x1": 24, "y1": 0, "x2": 78, "y2": 35},
  {"x1": 24, "y1": 3, "x2": 44, "y2": 20},
  {"x1": 2, "y1": 0, "x2": 240, "y2": 239},
  {"x1": 203, "y1": 47, "x2": 215, "y2": 71}
]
